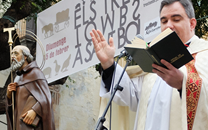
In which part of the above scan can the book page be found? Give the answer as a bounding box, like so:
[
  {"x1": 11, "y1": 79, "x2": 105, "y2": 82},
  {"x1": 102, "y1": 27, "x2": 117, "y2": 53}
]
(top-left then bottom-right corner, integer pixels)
[
  {"x1": 149, "y1": 28, "x2": 173, "y2": 47},
  {"x1": 125, "y1": 36, "x2": 147, "y2": 49}
]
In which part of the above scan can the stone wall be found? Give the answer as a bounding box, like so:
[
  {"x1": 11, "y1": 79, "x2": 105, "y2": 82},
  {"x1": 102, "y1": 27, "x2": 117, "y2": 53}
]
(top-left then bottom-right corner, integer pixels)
[{"x1": 51, "y1": 66, "x2": 101, "y2": 130}]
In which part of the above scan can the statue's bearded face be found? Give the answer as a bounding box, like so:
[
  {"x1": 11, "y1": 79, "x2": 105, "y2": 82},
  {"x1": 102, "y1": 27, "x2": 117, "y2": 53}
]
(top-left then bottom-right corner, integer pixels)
[
  {"x1": 11, "y1": 55, "x2": 25, "y2": 72},
  {"x1": 11, "y1": 47, "x2": 25, "y2": 72}
]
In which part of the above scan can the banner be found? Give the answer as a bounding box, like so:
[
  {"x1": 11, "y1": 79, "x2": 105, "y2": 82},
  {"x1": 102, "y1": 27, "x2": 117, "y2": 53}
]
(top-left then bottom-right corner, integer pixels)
[{"x1": 37, "y1": 0, "x2": 162, "y2": 83}]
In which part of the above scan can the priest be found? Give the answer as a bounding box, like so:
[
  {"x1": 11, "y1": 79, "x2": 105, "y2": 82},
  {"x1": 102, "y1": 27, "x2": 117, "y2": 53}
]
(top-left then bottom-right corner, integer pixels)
[{"x1": 90, "y1": 0, "x2": 208, "y2": 129}]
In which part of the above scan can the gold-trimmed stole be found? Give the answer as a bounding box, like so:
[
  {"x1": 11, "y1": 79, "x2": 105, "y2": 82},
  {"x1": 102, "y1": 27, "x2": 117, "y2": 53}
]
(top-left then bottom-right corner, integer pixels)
[{"x1": 185, "y1": 53, "x2": 202, "y2": 130}]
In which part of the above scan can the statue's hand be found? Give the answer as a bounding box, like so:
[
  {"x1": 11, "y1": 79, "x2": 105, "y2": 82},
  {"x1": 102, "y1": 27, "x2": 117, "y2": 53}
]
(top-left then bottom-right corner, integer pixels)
[
  {"x1": 7, "y1": 82, "x2": 17, "y2": 99},
  {"x1": 22, "y1": 109, "x2": 37, "y2": 125}
]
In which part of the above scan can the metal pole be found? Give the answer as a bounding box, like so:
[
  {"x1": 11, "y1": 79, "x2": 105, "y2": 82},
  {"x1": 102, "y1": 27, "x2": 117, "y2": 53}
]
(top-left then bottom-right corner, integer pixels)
[
  {"x1": 9, "y1": 43, "x2": 15, "y2": 130},
  {"x1": 4, "y1": 27, "x2": 15, "y2": 130}
]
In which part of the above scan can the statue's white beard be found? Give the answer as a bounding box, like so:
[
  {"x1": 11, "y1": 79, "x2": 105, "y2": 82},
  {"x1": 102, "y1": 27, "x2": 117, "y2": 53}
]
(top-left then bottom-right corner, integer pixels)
[{"x1": 11, "y1": 56, "x2": 25, "y2": 72}]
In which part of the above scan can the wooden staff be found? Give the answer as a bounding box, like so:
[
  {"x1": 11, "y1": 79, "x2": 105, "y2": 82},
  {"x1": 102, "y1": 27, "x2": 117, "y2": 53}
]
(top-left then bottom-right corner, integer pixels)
[{"x1": 4, "y1": 27, "x2": 15, "y2": 130}]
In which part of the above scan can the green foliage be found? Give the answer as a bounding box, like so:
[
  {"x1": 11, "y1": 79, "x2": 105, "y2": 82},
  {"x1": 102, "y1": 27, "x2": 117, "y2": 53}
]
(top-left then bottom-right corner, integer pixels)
[
  {"x1": 30, "y1": 0, "x2": 61, "y2": 13},
  {"x1": 95, "y1": 63, "x2": 101, "y2": 72},
  {"x1": 68, "y1": 76, "x2": 75, "y2": 84},
  {"x1": 29, "y1": 0, "x2": 61, "y2": 21},
  {"x1": 192, "y1": 0, "x2": 208, "y2": 37},
  {"x1": 0, "y1": 0, "x2": 61, "y2": 20},
  {"x1": 65, "y1": 77, "x2": 75, "y2": 88}
]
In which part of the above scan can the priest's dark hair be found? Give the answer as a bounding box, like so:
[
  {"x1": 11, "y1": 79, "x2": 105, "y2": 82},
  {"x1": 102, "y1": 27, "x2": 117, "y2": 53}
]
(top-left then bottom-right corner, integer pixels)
[{"x1": 160, "y1": 0, "x2": 195, "y2": 19}]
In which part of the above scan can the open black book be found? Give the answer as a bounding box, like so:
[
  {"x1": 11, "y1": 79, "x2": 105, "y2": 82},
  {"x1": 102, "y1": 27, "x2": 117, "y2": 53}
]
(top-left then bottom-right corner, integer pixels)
[{"x1": 124, "y1": 28, "x2": 193, "y2": 72}]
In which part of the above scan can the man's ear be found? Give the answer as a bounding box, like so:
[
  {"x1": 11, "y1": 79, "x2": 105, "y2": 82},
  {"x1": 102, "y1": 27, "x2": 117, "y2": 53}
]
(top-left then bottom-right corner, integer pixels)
[
  {"x1": 190, "y1": 18, "x2": 197, "y2": 32},
  {"x1": 24, "y1": 56, "x2": 27, "y2": 61}
]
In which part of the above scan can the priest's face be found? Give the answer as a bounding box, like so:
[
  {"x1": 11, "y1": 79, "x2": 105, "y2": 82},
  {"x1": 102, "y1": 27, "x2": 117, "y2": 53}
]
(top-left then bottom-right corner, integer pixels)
[
  {"x1": 11, "y1": 47, "x2": 25, "y2": 72},
  {"x1": 160, "y1": 1, "x2": 196, "y2": 43}
]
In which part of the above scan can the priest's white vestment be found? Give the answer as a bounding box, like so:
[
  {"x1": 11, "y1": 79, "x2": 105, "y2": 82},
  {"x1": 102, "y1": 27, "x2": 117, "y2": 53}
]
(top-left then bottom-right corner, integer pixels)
[{"x1": 100, "y1": 35, "x2": 208, "y2": 130}]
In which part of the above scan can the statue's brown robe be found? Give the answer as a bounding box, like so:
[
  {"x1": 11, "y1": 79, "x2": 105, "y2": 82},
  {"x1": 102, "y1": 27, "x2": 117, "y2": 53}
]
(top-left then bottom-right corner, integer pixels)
[{"x1": 6, "y1": 61, "x2": 55, "y2": 130}]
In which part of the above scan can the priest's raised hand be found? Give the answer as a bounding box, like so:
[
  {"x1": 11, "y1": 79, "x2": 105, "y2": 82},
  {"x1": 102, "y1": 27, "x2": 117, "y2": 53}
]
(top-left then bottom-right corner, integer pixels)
[{"x1": 90, "y1": 29, "x2": 115, "y2": 70}]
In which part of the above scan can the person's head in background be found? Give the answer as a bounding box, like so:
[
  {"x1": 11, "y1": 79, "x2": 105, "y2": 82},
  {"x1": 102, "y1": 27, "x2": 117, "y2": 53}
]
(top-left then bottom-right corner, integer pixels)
[{"x1": 159, "y1": 0, "x2": 197, "y2": 43}]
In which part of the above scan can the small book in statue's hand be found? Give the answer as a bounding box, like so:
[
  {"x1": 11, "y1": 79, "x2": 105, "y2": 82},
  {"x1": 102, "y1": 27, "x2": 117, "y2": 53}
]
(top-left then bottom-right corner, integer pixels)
[
  {"x1": 21, "y1": 95, "x2": 40, "y2": 127},
  {"x1": 124, "y1": 28, "x2": 193, "y2": 72}
]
